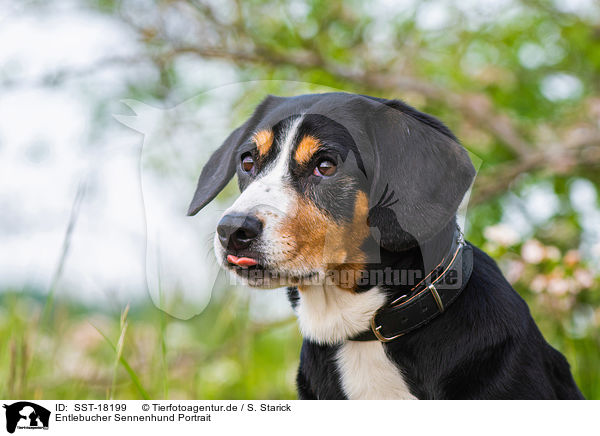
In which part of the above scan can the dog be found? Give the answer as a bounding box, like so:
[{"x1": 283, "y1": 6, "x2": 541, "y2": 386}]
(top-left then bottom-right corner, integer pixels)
[{"x1": 188, "y1": 92, "x2": 584, "y2": 399}]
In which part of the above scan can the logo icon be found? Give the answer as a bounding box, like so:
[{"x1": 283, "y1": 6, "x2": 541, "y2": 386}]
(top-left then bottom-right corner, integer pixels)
[{"x1": 3, "y1": 402, "x2": 50, "y2": 433}]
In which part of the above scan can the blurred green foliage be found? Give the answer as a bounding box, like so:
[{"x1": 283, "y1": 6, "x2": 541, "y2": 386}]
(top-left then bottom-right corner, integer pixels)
[
  {"x1": 1, "y1": 0, "x2": 599, "y2": 399},
  {"x1": 0, "y1": 290, "x2": 301, "y2": 400}
]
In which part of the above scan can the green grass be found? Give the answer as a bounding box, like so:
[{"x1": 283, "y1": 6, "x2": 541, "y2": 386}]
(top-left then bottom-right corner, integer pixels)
[
  {"x1": 0, "y1": 289, "x2": 301, "y2": 400},
  {"x1": 0, "y1": 288, "x2": 597, "y2": 399}
]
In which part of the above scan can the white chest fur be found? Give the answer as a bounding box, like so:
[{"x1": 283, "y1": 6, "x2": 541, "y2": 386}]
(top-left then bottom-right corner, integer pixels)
[
  {"x1": 336, "y1": 340, "x2": 416, "y2": 400},
  {"x1": 296, "y1": 285, "x2": 417, "y2": 400}
]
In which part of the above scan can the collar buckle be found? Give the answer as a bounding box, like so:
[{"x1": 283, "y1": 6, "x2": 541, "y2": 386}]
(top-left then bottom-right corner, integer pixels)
[
  {"x1": 367, "y1": 227, "x2": 466, "y2": 343},
  {"x1": 370, "y1": 314, "x2": 404, "y2": 343},
  {"x1": 428, "y1": 283, "x2": 445, "y2": 313}
]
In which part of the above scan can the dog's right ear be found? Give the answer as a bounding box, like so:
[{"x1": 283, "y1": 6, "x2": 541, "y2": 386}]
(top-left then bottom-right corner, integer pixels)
[
  {"x1": 187, "y1": 123, "x2": 249, "y2": 216},
  {"x1": 187, "y1": 95, "x2": 283, "y2": 216},
  {"x1": 188, "y1": 95, "x2": 287, "y2": 216}
]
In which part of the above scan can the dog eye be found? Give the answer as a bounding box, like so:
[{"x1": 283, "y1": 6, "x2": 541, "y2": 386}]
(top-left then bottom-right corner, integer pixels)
[
  {"x1": 313, "y1": 159, "x2": 337, "y2": 177},
  {"x1": 241, "y1": 154, "x2": 255, "y2": 173}
]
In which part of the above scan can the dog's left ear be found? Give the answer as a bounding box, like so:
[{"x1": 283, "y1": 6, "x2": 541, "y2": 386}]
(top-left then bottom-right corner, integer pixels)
[{"x1": 365, "y1": 100, "x2": 476, "y2": 250}]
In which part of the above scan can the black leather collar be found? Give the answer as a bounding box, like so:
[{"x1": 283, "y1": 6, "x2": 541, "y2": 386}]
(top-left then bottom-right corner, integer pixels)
[{"x1": 350, "y1": 227, "x2": 473, "y2": 342}]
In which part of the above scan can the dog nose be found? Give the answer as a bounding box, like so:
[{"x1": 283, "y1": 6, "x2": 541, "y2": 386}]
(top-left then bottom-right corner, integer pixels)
[{"x1": 217, "y1": 213, "x2": 263, "y2": 250}]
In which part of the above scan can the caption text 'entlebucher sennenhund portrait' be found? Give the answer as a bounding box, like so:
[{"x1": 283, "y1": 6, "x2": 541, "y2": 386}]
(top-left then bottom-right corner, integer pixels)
[{"x1": 188, "y1": 92, "x2": 584, "y2": 400}]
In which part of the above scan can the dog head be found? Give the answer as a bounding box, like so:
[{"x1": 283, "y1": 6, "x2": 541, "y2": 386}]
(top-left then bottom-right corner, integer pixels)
[{"x1": 188, "y1": 93, "x2": 475, "y2": 289}]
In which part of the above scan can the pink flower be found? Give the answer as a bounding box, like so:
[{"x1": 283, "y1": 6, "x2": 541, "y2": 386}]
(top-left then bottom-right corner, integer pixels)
[
  {"x1": 544, "y1": 246, "x2": 561, "y2": 261},
  {"x1": 530, "y1": 275, "x2": 547, "y2": 293},
  {"x1": 484, "y1": 224, "x2": 520, "y2": 247},
  {"x1": 547, "y1": 277, "x2": 573, "y2": 296},
  {"x1": 564, "y1": 249, "x2": 581, "y2": 266},
  {"x1": 574, "y1": 268, "x2": 594, "y2": 289},
  {"x1": 505, "y1": 260, "x2": 525, "y2": 284},
  {"x1": 522, "y1": 240, "x2": 545, "y2": 264}
]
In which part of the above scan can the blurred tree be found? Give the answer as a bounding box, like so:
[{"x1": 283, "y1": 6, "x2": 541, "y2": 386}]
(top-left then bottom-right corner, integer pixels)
[
  {"x1": 74, "y1": 0, "x2": 600, "y2": 203},
  {"x1": 76, "y1": 0, "x2": 600, "y2": 398},
  {"x1": 2, "y1": 0, "x2": 599, "y2": 399}
]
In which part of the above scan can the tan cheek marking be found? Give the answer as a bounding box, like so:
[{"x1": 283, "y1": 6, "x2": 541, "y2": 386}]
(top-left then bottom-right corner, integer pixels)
[
  {"x1": 253, "y1": 129, "x2": 274, "y2": 156},
  {"x1": 345, "y1": 191, "x2": 370, "y2": 262},
  {"x1": 333, "y1": 191, "x2": 370, "y2": 291},
  {"x1": 294, "y1": 135, "x2": 321, "y2": 165},
  {"x1": 280, "y1": 196, "x2": 343, "y2": 271},
  {"x1": 281, "y1": 191, "x2": 371, "y2": 292}
]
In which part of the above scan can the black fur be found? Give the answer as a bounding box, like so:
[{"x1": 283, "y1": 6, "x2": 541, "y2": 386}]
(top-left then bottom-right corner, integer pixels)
[
  {"x1": 189, "y1": 92, "x2": 584, "y2": 400},
  {"x1": 293, "y1": 244, "x2": 584, "y2": 399},
  {"x1": 296, "y1": 341, "x2": 346, "y2": 400}
]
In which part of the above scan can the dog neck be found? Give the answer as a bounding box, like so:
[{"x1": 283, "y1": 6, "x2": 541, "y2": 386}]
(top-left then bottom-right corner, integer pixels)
[
  {"x1": 294, "y1": 218, "x2": 459, "y2": 345},
  {"x1": 295, "y1": 282, "x2": 387, "y2": 345},
  {"x1": 359, "y1": 218, "x2": 458, "y2": 298}
]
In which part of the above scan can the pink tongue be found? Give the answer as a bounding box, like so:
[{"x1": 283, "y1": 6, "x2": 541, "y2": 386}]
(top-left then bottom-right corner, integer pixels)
[{"x1": 227, "y1": 254, "x2": 258, "y2": 267}]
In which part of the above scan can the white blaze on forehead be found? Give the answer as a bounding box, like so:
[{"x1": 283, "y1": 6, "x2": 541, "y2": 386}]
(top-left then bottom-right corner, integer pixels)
[
  {"x1": 277, "y1": 115, "x2": 304, "y2": 166},
  {"x1": 263, "y1": 115, "x2": 303, "y2": 186},
  {"x1": 224, "y1": 116, "x2": 303, "y2": 218}
]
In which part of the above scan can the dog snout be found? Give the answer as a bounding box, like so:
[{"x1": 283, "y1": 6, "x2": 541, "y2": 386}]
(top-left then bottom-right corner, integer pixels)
[{"x1": 217, "y1": 213, "x2": 263, "y2": 251}]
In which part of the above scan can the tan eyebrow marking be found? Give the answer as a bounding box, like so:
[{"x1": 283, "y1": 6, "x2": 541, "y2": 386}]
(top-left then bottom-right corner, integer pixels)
[
  {"x1": 252, "y1": 129, "x2": 274, "y2": 156},
  {"x1": 294, "y1": 135, "x2": 321, "y2": 165}
]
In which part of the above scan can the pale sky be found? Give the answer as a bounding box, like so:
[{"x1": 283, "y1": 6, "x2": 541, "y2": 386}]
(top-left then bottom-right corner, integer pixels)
[{"x1": 0, "y1": 0, "x2": 598, "y2": 320}]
